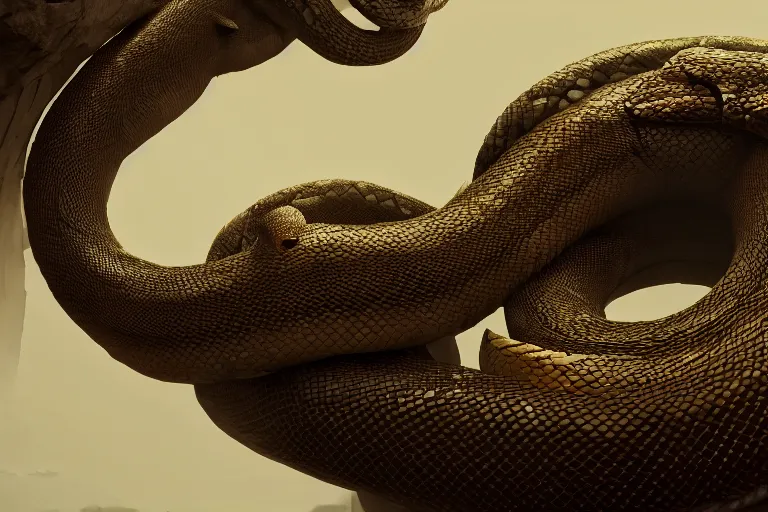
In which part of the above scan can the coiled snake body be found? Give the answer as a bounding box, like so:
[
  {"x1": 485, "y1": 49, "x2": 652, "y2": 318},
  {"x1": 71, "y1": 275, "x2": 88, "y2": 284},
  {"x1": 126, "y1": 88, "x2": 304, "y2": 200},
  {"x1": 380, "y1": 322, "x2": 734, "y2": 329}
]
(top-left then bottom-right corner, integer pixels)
[{"x1": 21, "y1": 0, "x2": 768, "y2": 510}]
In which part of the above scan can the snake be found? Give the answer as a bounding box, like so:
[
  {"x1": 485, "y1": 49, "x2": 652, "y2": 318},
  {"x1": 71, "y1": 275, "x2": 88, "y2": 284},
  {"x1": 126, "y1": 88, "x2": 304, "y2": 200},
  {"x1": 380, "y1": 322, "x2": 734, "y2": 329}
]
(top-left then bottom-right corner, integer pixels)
[{"x1": 19, "y1": 0, "x2": 768, "y2": 508}]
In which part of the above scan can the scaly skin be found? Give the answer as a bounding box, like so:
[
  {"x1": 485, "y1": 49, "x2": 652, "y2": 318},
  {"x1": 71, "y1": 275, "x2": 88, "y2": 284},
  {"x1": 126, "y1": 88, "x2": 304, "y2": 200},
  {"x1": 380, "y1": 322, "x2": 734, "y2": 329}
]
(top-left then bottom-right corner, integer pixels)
[
  {"x1": 194, "y1": 44, "x2": 768, "y2": 511},
  {"x1": 23, "y1": 0, "x2": 446, "y2": 383},
  {"x1": 254, "y1": 0, "x2": 446, "y2": 65},
  {"x1": 20, "y1": 0, "x2": 768, "y2": 509}
]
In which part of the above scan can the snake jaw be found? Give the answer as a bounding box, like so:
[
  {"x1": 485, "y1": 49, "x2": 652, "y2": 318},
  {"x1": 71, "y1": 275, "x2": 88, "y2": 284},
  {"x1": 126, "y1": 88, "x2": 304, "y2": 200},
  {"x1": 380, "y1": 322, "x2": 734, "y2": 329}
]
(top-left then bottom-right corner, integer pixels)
[
  {"x1": 622, "y1": 47, "x2": 768, "y2": 143},
  {"x1": 663, "y1": 48, "x2": 768, "y2": 138},
  {"x1": 725, "y1": 92, "x2": 768, "y2": 139}
]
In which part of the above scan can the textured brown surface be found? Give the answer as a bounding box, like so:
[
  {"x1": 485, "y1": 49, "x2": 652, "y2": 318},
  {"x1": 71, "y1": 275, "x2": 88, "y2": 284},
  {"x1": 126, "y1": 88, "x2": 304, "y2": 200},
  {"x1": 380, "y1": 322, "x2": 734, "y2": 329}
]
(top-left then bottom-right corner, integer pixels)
[
  {"x1": 198, "y1": 42, "x2": 768, "y2": 511},
  {"x1": 19, "y1": 1, "x2": 768, "y2": 510}
]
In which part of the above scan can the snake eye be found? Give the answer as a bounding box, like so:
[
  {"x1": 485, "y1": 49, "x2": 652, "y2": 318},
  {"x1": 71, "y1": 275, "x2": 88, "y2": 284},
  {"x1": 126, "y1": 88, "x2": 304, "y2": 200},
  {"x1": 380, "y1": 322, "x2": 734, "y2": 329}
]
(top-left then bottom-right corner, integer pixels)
[{"x1": 281, "y1": 238, "x2": 299, "y2": 250}]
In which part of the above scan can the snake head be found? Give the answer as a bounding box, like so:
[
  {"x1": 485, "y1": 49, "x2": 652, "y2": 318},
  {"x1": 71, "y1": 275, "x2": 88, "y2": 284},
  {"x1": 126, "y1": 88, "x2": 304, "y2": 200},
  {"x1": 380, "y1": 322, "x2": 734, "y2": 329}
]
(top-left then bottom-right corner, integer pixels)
[
  {"x1": 624, "y1": 47, "x2": 768, "y2": 139},
  {"x1": 257, "y1": 206, "x2": 308, "y2": 252}
]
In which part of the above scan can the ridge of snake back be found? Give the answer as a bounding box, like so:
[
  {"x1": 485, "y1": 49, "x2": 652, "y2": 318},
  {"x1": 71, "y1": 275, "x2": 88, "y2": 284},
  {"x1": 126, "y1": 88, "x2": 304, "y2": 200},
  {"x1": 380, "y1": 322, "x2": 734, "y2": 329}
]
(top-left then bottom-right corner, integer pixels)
[
  {"x1": 196, "y1": 39, "x2": 768, "y2": 512},
  {"x1": 473, "y1": 35, "x2": 768, "y2": 178}
]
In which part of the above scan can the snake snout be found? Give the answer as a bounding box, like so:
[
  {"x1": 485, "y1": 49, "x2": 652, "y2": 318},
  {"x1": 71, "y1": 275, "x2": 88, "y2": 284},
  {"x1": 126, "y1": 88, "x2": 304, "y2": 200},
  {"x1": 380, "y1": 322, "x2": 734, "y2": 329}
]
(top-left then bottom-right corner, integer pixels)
[
  {"x1": 258, "y1": 206, "x2": 308, "y2": 252},
  {"x1": 625, "y1": 46, "x2": 768, "y2": 138},
  {"x1": 672, "y1": 47, "x2": 768, "y2": 138}
]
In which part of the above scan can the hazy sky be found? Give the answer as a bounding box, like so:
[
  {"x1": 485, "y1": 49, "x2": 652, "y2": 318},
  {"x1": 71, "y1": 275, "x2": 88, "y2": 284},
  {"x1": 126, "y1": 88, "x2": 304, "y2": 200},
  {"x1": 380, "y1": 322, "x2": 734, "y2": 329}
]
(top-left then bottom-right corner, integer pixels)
[{"x1": 3, "y1": 1, "x2": 765, "y2": 511}]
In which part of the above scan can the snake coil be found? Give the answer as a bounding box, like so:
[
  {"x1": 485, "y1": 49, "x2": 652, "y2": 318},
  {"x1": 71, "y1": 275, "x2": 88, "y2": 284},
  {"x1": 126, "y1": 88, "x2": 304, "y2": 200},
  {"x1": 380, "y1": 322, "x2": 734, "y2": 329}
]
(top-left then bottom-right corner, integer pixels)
[{"x1": 21, "y1": 0, "x2": 768, "y2": 510}]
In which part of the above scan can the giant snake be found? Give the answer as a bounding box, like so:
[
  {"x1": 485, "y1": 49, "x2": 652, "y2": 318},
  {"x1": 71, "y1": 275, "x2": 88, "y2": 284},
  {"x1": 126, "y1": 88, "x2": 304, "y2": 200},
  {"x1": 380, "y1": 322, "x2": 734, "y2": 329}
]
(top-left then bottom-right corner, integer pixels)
[{"x1": 20, "y1": 0, "x2": 768, "y2": 510}]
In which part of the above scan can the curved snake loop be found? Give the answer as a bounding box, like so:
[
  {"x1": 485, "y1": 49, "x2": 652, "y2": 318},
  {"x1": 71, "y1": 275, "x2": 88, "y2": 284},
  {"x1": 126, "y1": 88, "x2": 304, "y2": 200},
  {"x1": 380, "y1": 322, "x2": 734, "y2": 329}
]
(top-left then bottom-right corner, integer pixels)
[{"x1": 20, "y1": 0, "x2": 768, "y2": 509}]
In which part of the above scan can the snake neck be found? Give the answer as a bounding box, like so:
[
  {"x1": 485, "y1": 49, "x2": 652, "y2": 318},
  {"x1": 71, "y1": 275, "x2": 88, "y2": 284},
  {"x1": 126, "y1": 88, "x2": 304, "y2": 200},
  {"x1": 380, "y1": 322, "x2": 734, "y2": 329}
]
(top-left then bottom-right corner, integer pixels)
[{"x1": 18, "y1": 0, "x2": 486, "y2": 382}]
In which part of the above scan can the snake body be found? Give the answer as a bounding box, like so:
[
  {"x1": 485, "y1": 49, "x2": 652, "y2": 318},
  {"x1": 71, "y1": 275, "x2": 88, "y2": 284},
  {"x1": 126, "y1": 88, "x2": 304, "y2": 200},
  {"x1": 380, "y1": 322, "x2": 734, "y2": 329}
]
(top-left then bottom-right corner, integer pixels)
[{"x1": 20, "y1": 0, "x2": 768, "y2": 509}]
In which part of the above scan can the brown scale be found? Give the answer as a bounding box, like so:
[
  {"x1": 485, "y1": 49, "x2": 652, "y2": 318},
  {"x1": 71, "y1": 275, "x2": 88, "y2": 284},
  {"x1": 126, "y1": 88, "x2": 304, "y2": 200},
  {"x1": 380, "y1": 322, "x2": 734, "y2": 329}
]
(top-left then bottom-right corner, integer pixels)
[{"x1": 20, "y1": 1, "x2": 768, "y2": 510}]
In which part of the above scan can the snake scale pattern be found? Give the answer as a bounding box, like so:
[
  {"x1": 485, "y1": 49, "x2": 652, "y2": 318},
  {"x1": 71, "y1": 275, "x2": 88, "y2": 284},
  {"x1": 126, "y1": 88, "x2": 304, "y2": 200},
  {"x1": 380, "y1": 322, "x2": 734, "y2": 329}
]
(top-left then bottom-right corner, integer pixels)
[{"x1": 20, "y1": 0, "x2": 768, "y2": 510}]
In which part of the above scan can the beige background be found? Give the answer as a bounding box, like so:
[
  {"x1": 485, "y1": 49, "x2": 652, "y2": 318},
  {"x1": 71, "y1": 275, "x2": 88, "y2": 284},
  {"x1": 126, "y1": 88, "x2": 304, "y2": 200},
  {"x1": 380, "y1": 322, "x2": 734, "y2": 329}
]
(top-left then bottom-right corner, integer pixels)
[{"x1": 3, "y1": 0, "x2": 762, "y2": 510}]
